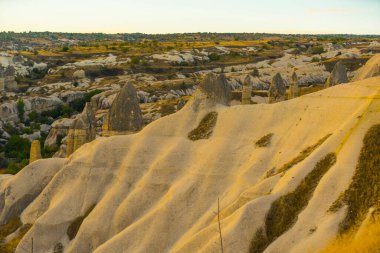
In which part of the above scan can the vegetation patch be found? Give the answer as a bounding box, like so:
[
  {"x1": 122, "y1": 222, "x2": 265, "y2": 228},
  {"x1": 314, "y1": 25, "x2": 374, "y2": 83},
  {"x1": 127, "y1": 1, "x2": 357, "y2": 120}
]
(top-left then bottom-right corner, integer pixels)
[
  {"x1": 255, "y1": 133, "x2": 274, "y2": 148},
  {"x1": 188, "y1": 112, "x2": 218, "y2": 141},
  {"x1": 67, "y1": 205, "x2": 96, "y2": 240},
  {"x1": 274, "y1": 134, "x2": 331, "y2": 175},
  {"x1": 250, "y1": 153, "x2": 337, "y2": 253},
  {"x1": 0, "y1": 217, "x2": 22, "y2": 239},
  {"x1": 329, "y1": 124, "x2": 380, "y2": 234},
  {"x1": 319, "y1": 215, "x2": 380, "y2": 253},
  {"x1": 0, "y1": 218, "x2": 32, "y2": 253},
  {"x1": 160, "y1": 104, "x2": 176, "y2": 117}
]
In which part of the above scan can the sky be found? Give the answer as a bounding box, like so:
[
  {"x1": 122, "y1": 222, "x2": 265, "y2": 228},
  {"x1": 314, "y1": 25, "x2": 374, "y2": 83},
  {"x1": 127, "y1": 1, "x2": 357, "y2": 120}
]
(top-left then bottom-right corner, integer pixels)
[{"x1": 0, "y1": 0, "x2": 379, "y2": 34}]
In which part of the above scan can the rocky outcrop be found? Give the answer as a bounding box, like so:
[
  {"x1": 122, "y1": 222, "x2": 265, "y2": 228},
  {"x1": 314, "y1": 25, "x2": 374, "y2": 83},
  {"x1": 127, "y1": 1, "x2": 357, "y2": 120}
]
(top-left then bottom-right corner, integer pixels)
[
  {"x1": 288, "y1": 71, "x2": 300, "y2": 99},
  {"x1": 44, "y1": 118, "x2": 75, "y2": 149},
  {"x1": 72, "y1": 69, "x2": 86, "y2": 80},
  {"x1": 0, "y1": 96, "x2": 63, "y2": 122},
  {"x1": 0, "y1": 65, "x2": 17, "y2": 91},
  {"x1": 198, "y1": 73, "x2": 231, "y2": 105},
  {"x1": 242, "y1": 75, "x2": 253, "y2": 104},
  {"x1": 177, "y1": 99, "x2": 186, "y2": 110},
  {"x1": 66, "y1": 103, "x2": 97, "y2": 157},
  {"x1": 29, "y1": 140, "x2": 42, "y2": 164},
  {"x1": 268, "y1": 73, "x2": 286, "y2": 103},
  {"x1": 353, "y1": 54, "x2": 380, "y2": 81},
  {"x1": 107, "y1": 82, "x2": 143, "y2": 134},
  {"x1": 59, "y1": 91, "x2": 86, "y2": 104},
  {"x1": 325, "y1": 61, "x2": 348, "y2": 87},
  {"x1": 91, "y1": 90, "x2": 118, "y2": 111},
  {"x1": 0, "y1": 159, "x2": 65, "y2": 225}
]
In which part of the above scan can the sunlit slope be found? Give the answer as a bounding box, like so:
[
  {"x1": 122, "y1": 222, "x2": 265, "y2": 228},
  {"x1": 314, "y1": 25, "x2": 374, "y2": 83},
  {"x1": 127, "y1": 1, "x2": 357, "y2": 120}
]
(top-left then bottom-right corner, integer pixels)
[{"x1": 1, "y1": 77, "x2": 379, "y2": 253}]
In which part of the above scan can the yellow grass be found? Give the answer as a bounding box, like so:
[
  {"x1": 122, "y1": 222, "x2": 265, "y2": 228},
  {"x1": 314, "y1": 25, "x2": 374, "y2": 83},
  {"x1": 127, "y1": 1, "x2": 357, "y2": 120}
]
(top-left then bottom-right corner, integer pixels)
[{"x1": 318, "y1": 219, "x2": 380, "y2": 253}]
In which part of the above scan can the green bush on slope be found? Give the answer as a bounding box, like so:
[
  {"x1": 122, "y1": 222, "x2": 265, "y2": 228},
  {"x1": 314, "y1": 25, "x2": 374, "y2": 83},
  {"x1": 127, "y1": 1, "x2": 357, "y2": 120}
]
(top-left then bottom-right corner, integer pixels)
[{"x1": 250, "y1": 153, "x2": 337, "y2": 253}]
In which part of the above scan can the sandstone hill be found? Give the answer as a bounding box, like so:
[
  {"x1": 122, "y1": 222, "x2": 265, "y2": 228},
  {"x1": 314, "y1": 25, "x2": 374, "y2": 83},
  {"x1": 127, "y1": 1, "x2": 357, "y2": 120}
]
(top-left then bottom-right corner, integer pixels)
[{"x1": 0, "y1": 57, "x2": 380, "y2": 253}]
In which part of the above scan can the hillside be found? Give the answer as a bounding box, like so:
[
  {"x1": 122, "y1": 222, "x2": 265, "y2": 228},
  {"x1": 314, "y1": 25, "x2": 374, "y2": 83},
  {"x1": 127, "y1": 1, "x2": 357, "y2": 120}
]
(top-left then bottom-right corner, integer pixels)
[{"x1": 1, "y1": 72, "x2": 380, "y2": 252}]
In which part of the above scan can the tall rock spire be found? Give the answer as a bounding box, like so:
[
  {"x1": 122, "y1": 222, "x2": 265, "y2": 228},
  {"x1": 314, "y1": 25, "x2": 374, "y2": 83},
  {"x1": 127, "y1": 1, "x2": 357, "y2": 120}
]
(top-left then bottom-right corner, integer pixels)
[
  {"x1": 242, "y1": 75, "x2": 253, "y2": 105},
  {"x1": 108, "y1": 82, "x2": 143, "y2": 134},
  {"x1": 198, "y1": 73, "x2": 231, "y2": 106},
  {"x1": 288, "y1": 71, "x2": 300, "y2": 99},
  {"x1": 29, "y1": 140, "x2": 42, "y2": 164},
  {"x1": 325, "y1": 61, "x2": 348, "y2": 87},
  {"x1": 268, "y1": 73, "x2": 286, "y2": 103},
  {"x1": 66, "y1": 102, "x2": 97, "y2": 157}
]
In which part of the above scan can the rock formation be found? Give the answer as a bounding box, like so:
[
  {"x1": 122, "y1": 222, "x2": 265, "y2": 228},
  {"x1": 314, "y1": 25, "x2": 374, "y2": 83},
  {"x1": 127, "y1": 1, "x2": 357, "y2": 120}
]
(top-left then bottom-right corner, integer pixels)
[
  {"x1": 2, "y1": 76, "x2": 380, "y2": 253},
  {"x1": 288, "y1": 71, "x2": 300, "y2": 99},
  {"x1": 66, "y1": 102, "x2": 97, "y2": 157},
  {"x1": 72, "y1": 69, "x2": 86, "y2": 80},
  {"x1": 198, "y1": 73, "x2": 231, "y2": 105},
  {"x1": 101, "y1": 113, "x2": 110, "y2": 137},
  {"x1": 0, "y1": 65, "x2": 17, "y2": 91},
  {"x1": 177, "y1": 99, "x2": 186, "y2": 110},
  {"x1": 44, "y1": 118, "x2": 75, "y2": 149},
  {"x1": 29, "y1": 140, "x2": 42, "y2": 164},
  {"x1": 242, "y1": 75, "x2": 253, "y2": 104},
  {"x1": 325, "y1": 61, "x2": 348, "y2": 87},
  {"x1": 108, "y1": 82, "x2": 143, "y2": 134},
  {"x1": 268, "y1": 73, "x2": 286, "y2": 103},
  {"x1": 353, "y1": 53, "x2": 380, "y2": 81}
]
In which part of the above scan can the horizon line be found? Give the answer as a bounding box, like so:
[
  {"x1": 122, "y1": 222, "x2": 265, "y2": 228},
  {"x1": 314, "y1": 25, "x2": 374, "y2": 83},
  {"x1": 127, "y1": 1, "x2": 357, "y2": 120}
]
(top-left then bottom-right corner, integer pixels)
[{"x1": 1, "y1": 30, "x2": 380, "y2": 37}]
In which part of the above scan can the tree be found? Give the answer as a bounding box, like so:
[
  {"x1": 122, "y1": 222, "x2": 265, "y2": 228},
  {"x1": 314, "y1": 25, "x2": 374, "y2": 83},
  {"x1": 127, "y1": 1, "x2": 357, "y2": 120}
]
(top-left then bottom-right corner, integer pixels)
[
  {"x1": 4, "y1": 135, "x2": 30, "y2": 160},
  {"x1": 62, "y1": 45, "x2": 69, "y2": 52}
]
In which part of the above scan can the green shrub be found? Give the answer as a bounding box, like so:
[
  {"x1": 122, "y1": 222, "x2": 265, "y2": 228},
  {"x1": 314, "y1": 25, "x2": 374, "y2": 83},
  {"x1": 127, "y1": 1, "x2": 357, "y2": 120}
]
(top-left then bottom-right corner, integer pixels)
[
  {"x1": 17, "y1": 99, "x2": 25, "y2": 122},
  {"x1": 188, "y1": 112, "x2": 218, "y2": 141},
  {"x1": 5, "y1": 160, "x2": 29, "y2": 175},
  {"x1": 84, "y1": 89, "x2": 102, "y2": 102},
  {"x1": 255, "y1": 133, "x2": 274, "y2": 148},
  {"x1": 330, "y1": 124, "x2": 380, "y2": 234},
  {"x1": 209, "y1": 53, "x2": 221, "y2": 61},
  {"x1": 160, "y1": 104, "x2": 176, "y2": 117},
  {"x1": 4, "y1": 135, "x2": 30, "y2": 160},
  {"x1": 311, "y1": 46, "x2": 325, "y2": 55},
  {"x1": 28, "y1": 111, "x2": 39, "y2": 122},
  {"x1": 131, "y1": 56, "x2": 141, "y2": 65},
  {"x1": 69, "y1": 99, "x2": 85, "y2": 113},
  {"x1": 250, "y1": 153, "x2": 337, "y2": 253},
  {"x1": 311, "y1": 57, "x2": 320, "y2": 63},
  {"x1": 61, "y1": 45, "x2": 69, "y2": 52}
]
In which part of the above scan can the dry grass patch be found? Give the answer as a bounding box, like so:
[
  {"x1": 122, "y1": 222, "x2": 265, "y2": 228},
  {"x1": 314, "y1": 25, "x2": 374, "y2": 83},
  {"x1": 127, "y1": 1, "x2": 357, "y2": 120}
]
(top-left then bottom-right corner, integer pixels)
[
  {"x1": 0, "y1": 218, "x2": 32, "y2": 253},
  {"x1": 0, "y1": 218, "x2": 22, "y2": 239},
  {"x1": 255, "y1": 133, "x2": 274, "y2": 148},
  {"x1": 329, "y1": 124, "x2": 380, "y2": 233},
  {"x1": 319, "y1": 217, "x2": 380, "y2": 253},
  {"x1": 188, "y1": 112, "x2": 218, "y2": 141},
  {"x1": 276, "y1": 134, "x2": 332, "y2": 175},
  {"x1": 250, "y1": 153, "x2": 337, "y2": 253}
]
